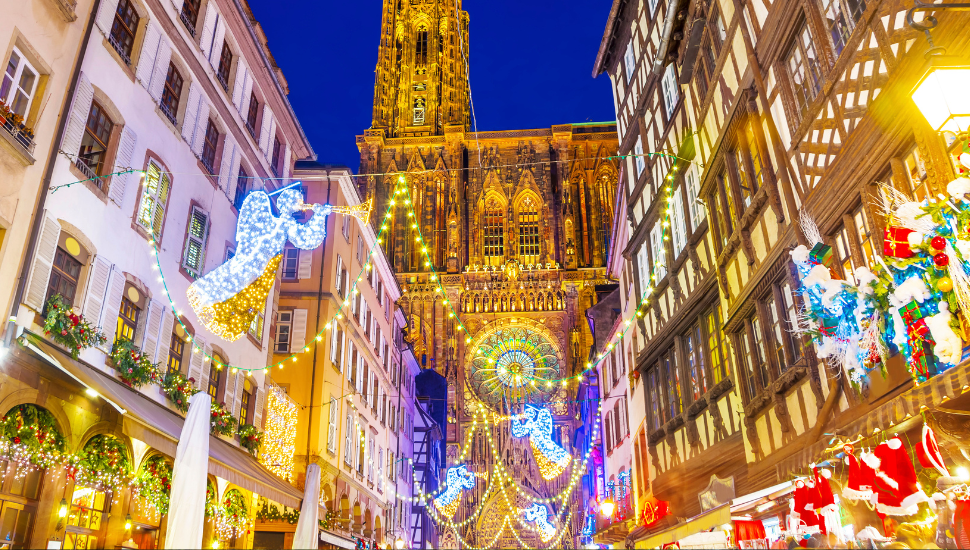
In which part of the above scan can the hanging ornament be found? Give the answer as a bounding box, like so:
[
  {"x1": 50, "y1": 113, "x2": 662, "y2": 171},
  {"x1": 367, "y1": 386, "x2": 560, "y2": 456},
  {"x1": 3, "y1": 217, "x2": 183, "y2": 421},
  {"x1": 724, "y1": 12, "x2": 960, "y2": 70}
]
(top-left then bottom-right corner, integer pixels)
[
  {"x1": 510, "y1": 405, "x2": 572, "y2": 480},
  {"x1": 842, "y1": 445, "x2": 875, "y2": 501},
  {"x1": 932, "y1": 236, "x2": 947, "y2": 251},
  {"x1": 938, "y1": 277, "x2": 954, "y2": 292},
  {"x1": 934, "y1": 252, "x2": 950, "y2": 267}
]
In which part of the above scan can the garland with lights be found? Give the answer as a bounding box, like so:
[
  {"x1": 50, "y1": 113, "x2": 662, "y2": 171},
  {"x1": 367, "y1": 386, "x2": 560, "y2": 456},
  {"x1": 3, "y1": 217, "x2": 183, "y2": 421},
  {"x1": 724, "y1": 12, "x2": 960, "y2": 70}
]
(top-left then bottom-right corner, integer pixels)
[
  {"x1": 210, "y1": 402, "x2": 237, "y2": 436},
  {"x1": 42, "y1": 294, "x2": 106, "y2": 359},
  {"x1": 237, "y1": 423, "x2": 262, "y2": 457},
  {"x1": 212, "y1": 488, "x2": 249, "y2": 542},
  {"x1": 133, "y1": 454, "x2": 173, "y2": 515},
  {"x1": 110, "y1": 339, "x2": 161, "y2": 388},
  {"x1": 0, "y1": 404, "x2": 67, "y2": 472},
  {"x1": 162, "y1": 370, "x2": 198, "y2": 413},
  {"x1": 255, "y1": 498, "x2": 300, "y2": 524},
  {"x1": 69, "y1": 434, "x2": 130, "y2": 491}
]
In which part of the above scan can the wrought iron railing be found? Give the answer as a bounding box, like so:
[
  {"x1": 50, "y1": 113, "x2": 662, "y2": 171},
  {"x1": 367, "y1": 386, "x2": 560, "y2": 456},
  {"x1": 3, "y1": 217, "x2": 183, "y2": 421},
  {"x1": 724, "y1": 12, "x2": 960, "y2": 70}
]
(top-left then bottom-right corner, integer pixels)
[
  {"x1": 0, "y1": 118, "x2": 35, "y2": 155},
  {"x1": 179, "y1": 11, "x2": 196, "y2": 37}
]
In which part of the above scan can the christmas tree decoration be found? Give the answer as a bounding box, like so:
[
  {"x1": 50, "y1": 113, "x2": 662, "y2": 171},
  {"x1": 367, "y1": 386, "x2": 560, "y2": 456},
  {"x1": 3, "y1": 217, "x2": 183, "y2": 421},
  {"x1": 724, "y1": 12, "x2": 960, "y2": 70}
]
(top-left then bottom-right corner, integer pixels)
[
  {"x1": 433, "y1": 465, "x2": 477, "y2": 519},
  {"x1": 520, "y1": 503, "x2": 556, "y2": 543},
  {"x1": 510, "y1": 405, "x2": 571, "y2": 480},
  {"x1": 186, "y1": 188, "x2": 333, "y2": 341}
]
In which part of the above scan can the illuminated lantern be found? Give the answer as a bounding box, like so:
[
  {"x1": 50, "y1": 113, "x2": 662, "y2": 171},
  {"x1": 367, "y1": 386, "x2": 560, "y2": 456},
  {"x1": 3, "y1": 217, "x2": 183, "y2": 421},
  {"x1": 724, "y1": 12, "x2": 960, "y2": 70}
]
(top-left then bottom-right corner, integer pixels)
[
  {"x1": 510, "y1": 405, "x2": 572, "y2": 479},
  {"x1": 600, "y1": 498, "x2": 615, "y2": 518}
]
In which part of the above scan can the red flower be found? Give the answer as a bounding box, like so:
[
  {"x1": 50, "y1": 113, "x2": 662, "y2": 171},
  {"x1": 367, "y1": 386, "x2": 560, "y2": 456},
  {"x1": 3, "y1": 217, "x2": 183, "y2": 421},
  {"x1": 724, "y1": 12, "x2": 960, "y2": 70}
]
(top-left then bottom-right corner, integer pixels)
[
  {"x1": 61, "y1": 330, "x2": 67, "y2": 336},
  {"x1": 12, "y1": 437, "x2": 20, "y2": 444}
]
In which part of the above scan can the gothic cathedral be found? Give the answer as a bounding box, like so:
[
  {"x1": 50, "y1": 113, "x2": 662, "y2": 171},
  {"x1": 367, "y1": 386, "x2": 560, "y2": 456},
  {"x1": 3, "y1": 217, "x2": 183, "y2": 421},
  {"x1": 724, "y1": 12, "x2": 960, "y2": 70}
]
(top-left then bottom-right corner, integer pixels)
[{"x1": 357, "y1": 0, "x2": 619, "y2": 545}]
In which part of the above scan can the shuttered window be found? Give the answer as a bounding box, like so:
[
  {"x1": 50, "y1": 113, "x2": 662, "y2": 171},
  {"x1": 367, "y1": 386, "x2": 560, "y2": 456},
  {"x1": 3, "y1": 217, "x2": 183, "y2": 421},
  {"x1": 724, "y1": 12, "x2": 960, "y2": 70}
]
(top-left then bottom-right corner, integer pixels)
[
  {"x1": 136, "y1": 161, "x2": 171, "y2": 237},
  {"x1": 327, "y1": 397, "x2": 338, "y2": 454},
  {"x1": 275, "y1": 311, "x2": 292, "y2": 353},
  {"x1": 181, "y1": 206, "x2": 208, "y2": 277}
]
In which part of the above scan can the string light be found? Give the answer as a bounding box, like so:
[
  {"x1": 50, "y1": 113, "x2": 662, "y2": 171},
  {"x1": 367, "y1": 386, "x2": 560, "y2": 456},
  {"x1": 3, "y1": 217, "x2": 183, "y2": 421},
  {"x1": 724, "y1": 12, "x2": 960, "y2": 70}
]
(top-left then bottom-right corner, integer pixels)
[{"x1": 260, "y1": 385, "x2": 298, "y2": 481}]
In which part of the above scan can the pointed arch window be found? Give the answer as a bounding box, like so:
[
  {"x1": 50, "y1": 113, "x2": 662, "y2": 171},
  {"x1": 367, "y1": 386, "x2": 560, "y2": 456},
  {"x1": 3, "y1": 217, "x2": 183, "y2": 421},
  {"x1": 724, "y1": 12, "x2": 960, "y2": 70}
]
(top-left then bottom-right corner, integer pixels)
[
  {"x1": 483, "y1": 203, "x2": 504, "y2": 266},
  {"x1": 415, "y1": 26, "x2": 429, "y2": 67},
  {"x1": 518, "y1": 197, "x2": 540, "y2": 264}
]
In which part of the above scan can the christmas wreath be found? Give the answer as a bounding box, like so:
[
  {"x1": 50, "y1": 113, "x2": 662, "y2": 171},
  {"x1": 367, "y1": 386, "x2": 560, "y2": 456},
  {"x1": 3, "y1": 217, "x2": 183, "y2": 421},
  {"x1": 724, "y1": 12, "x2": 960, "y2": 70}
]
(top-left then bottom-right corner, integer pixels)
[
  {"x1": 71, "y1": 434, "x2": 131, "y2": 490},
  {"x1": 134, "y1": 455, "x2": 173, "y2": 515},
  {"x1": 43, "y1": 294, "x2": 106, "y2": 358},
  {"x1": 237, "y1": 423, "x2": 262, "y2": 457},
  {"x1": 0, "y1": 404, "x2": 67, "y2": 469},
  {"x1": 210, "y1": 402, "x2": 237, "y2": 436},
  {"x1": 110, "y1": 339, "x2": 161, "y2": 388},
  {"x1": 162, "y1": 370, "x2": 198, "y2": 413}
]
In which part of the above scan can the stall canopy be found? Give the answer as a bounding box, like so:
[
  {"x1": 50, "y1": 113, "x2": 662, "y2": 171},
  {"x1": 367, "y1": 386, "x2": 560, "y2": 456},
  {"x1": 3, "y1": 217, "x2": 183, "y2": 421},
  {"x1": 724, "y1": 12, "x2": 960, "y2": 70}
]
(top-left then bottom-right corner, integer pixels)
[
  {"x1": 24, "y1": 335, "x2": 302, "y2": 509},
  {"x1": 634, "y1": 503, "x2": 731, "y2": 549}
]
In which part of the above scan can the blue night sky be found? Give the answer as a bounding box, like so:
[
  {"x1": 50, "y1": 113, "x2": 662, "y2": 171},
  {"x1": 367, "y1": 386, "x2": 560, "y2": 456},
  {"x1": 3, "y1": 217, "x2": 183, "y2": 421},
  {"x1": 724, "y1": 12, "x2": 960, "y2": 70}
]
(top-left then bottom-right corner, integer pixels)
[{"x1": 247, "y1": 0, "x2": 618, "y2": 170}]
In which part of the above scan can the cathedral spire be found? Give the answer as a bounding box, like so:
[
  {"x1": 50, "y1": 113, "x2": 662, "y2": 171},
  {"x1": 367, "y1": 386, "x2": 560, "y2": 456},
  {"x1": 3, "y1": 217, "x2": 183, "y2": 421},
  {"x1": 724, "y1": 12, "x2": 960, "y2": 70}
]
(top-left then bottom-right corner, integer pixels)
[{"x1": 371, "y1": 0, "x2": 470, "y2": 137}]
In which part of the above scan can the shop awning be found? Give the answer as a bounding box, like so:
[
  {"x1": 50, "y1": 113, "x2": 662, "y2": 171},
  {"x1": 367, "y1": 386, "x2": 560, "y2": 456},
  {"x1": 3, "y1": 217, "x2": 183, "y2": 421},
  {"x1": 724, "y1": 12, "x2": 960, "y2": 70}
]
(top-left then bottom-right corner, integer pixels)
[
  {"x1": 634, "y1": 503, "x2": 731, "y2": 549},
  {"x1": 23, "y1": 336, "x2": 303, "y2": 509},
  {"x1": 319, "y1": 530, "x2": 356, "y2": 549}
]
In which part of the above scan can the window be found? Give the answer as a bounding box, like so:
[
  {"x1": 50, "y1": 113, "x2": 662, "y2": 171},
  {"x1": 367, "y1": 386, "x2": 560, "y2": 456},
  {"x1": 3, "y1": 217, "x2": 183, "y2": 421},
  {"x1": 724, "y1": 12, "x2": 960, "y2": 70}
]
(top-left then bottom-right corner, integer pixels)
[
  {"x1": 234, "y1": 166, "x2": 249, "y2": 210},
  {"x1": 239, "y1": 378, "x2": 253, "y2": 426},
  {"x1": 853, "y1": 205, "x2": 876, "y2": 268},
  {"x1": 217, "y1": 42, "x2": 233, "y2": 90},
  {"x1": 663, "y1": 352, "x2": 682, "y2": 420},
  {"x1": 331, "y1": 323, "x2": 344, "y2": 371},
  {"x1": 822, "y1": 0, "x2": 867, "y2": 55},
  {"x1": 66, "y1": 486, "x2": 109, "y2": 549},
  {"x1": 661, "y1": 64, "x2": 680, "y2": 118},
  {"x1": 737, "y1": 328, "x2": 759, "y2": 400},
  {"x1": 781, "y1": 282, "x2": 803, "y2": 363},
  {"x1": 246, "y1": 93, "x2": 259, "y2": 137},
  {"x1": 336, "y1": 255, "x2": 347, "y2": 297},
  {"x1": 695, "y1": 7, "x2": 725, "y2": 99},
  {"x1": 327, "y1": 396, "x2": 338, "y2": 454},
  {"x1": 634, "y1": 137, "x2": 645, "y2": 177},
  {"x1": 413, "y1": 97, "x2": 425, "y2": 125},
  {"x1": 342, "y1": 215, "x2": 351, "y2": 241},
  {"x1": 415, "y1": 27, "x2": 428, "y2": 66},
  {"x1": 207, "y1": 360, "x2": 221, "y2": 400},
  {"x1": 636, "y1": 244, "x2": 651, "y2": 297},
  {"x1": 182, "y1": 207, "x2": 209, "y2": 278},
  {"x1": 765, "y1": 295, "x2": 789, "y2": 375},
  {"x1": 671, "y1": 186, "x2": 687, "y2": 257},
  {"x1": 199, "y1": 119, "x2": 219, "y2": 173},
  {"x1": 786, "y1": 22, "x2": 822, "y2": 119},
  {"x1": 734, "y1": 149, "x2": 754, "y2": 208},
  {"x1": 248, "y1": 309, "x2": 264, "y2": 340},
  {"x1": 108, "y1": 0, "x2": 139, "y2": 63},
  {"x1": 902, "y1": 145, "x2": 931, "y2": 201},
  {"x1": 116, "y1": 296, "x2": 139, "y2": 344},
  {"x1": 483, "y1": 205, "x2": 504, "y2": 266},
  {"x1": 344, "y1": 411, "x2": 353, "y2": 465},
  {"x1": 46, "y1": 247, "x2": 82, "y2": 309},
  {"x1": 77, "y1": 101, "x2": 114, "y2": 180},
  {"x1": 518, "y1": 198, "x2": 540, "y2": 263},
  {"x1": 648, "y1": 0, "x2": 658, "y2": 15},
  {"x1": 275, "y1": 311, "x2": 293, "y2": 353},
  {"x1": 623, "y1": 41, "x2": 635, "y2": 82},
  {"x1": 160, "y1": 63, "x2": 183, "y2": 125},
  {"x1": 357, "y1": 236, "x2": 364, "y2": 263},
  {"x1": 281, "y1": 246, "x2": 299, "y2": 280},
  {"x1": 271, "y1": 136, "x2": 283, "y2": 178},
  {"x1": 167, "y1": 331, "x2": 185, "y2": 376},
  {"x1": 180, "y1": 0, "x2": 201, "y2": 36},
  {"x1": 739, "y1": 316, "x2": 770, "y2": 400},
  {"x1": 650, "y1": 221, "x2": 666, "y2": 280},
  {"x1": 685, "y1": 324, "x2": 707, "y2": 400},
  {"x1": 745, "y1": 125, "x2": 765, "y2": 189},
  {"x1": 684, "y1": 165, "x2": 705, "y2": 231},
  {"x1": 1, "y1": 48, "x2": 37, "y2": 121},
  {"x1": 706, "y1": 305, "x2": 731, "y2": 385}
]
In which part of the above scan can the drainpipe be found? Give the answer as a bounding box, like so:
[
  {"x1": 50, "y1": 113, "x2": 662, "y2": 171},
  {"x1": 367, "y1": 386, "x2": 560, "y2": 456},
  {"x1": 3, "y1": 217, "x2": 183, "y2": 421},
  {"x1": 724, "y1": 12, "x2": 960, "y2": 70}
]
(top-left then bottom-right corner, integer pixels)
[
  {"x1": 306, "y1": 171, "x2": 332, "y2": 463},
  {"x1": 4, "y1": 0, "x2": 102, "y2": 347},
  {"x1": 651, "y1": 0, "x2": 685, "y2": 75}
]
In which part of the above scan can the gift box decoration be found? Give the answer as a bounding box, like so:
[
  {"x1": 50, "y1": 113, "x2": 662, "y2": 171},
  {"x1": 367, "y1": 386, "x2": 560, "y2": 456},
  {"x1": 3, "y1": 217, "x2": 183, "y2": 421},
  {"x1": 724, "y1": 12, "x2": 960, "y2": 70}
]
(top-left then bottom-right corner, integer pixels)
[
  {"x1": 809, "y1": 243, "x2": 834, "y2": 267},
  {"x1": 819, "y1": 316, "x2": 839, "y2": 337},
  {"x1": 907, "y1": 319, "x2": 935, "y2": 345},
  {"x1": 901, "y1": 301, "x2": 925, "y2": 324},
  {"x1": 884, "y1": 227, "x2": 915, "y2": 258}
]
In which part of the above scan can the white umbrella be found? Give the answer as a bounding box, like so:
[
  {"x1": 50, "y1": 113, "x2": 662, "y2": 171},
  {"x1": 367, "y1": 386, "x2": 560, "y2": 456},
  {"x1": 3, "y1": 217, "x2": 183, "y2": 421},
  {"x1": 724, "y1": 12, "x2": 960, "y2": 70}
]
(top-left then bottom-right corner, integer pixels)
[
  {"x1": 292, "y1": 463, "x2": 321, "y2": 549},
  {"x1": 164, "y1": 392, "x2": 212, "y2": 549}
]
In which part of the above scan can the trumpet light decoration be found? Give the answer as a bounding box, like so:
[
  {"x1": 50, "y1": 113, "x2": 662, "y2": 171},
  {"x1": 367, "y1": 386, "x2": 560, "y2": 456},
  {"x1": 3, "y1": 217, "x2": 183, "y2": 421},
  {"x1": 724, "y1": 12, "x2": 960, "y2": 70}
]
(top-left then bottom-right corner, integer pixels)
[
  {"x1": 433, "y1": 465, "x2": 477, "y2": 519},
  {"x1": 510, "y1": 405, "x2": 571, "y2": 480},
  {"x1": 521, "y1": 503, "x2": 556, "y2": 543},
  {"x1": 186, "y1": 187, "x2": 333, "y2": 341}
]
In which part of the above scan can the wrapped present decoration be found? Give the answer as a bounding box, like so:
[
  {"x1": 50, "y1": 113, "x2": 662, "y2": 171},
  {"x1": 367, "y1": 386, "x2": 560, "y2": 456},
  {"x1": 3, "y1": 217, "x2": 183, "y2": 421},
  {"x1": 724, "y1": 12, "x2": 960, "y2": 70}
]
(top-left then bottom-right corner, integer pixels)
[
  {"x1": 884, "y1": 227, "x2": 915, "y2": 258},
  {"x1": 907, "y1": 319, "x2": 934, "y2": 344},
  {"x1": 909, "y1": 344, "x2": 935, "y2": 380},
  {"x1": 819, "y1": 316, "x2": 839, "y2": 337},
  {"x1": 809, "y1": 243, "x2": 834, "y2": 267},
  {"x1": 900, "y1": 301, "x2": 924, "y2": 324}
]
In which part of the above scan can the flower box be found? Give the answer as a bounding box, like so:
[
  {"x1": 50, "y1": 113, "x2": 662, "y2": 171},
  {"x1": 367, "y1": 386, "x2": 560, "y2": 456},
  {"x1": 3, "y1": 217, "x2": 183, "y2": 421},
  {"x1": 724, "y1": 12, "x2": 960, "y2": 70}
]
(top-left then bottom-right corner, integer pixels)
[
  {"x1": 237, "y1": 423, "x2": 262, "y2": 457},
  {"x1": 43, "y1": 294, "x2": 106, "y2": 358},
  {"x1": 210, "y1": 402, "x2": 237, "y2": 436},
  {"x1": 110, "y1": 339, "x2": 161, "y2": 388}
]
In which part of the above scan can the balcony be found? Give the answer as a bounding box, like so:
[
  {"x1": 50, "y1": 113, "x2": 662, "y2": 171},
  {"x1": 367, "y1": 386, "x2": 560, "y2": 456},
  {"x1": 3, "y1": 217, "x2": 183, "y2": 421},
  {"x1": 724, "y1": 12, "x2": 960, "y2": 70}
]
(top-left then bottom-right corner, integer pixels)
[
  {"x1": 180, "y1": 11, "x2": 197, "y2": 37},
  {"x1": 0, "y1": 116, "x2": 35, "y2": 163},
  {"x1": 107, "y1": 34, "x2": 131, "y2": 66},
  {"x1": 73, "y1": 157, "x2": 98, "y2": 181}
]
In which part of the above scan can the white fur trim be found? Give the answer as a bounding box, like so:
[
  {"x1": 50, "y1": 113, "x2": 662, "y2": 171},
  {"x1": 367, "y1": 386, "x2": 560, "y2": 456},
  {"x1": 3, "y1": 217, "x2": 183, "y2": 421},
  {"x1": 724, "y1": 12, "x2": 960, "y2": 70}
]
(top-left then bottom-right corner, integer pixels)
[
  {"x1": 874, "y1": 469, "x2": 900, "y2": 490},
  {"x1": 844, "y1": 457, "x2": 850, "y2": 465},
  {"x1": 876, "y1": 501, "x2": 921, "y2": 516},
  {"x1": 887, "y1": 437, "x2": 902, "y2": 450},
  {"x1": 842, "y1": 487, "x2": 873, "y2": 500},
  {"x1": 820, "y1": 468, "x2": 832, "y2": 479},
  {"x1": 818, "y1": 504, "x2": 838, "y2": 515},
  {"x1": 862, "y1": 452, "x2": 880, "y2": 470}
]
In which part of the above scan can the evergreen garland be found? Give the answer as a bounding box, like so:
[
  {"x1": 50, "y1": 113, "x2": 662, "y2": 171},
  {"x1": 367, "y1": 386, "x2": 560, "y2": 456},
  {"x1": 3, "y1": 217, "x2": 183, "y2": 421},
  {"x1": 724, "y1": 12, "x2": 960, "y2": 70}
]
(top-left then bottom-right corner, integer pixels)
[
  {"x1": 110, "y1": 339, "x2": 161, "y2": 388},
  {"x1": 133, "y1": 455, "x2": 173, "y2": 515},
  {"x1": 71, "y1": 434, "x2": 131, "y2": 490},
  {"x1": 42, "y1": 294, "x2": 106, "y2": 358},
  {"x1": 0, "y1": 404, "x2": 67, "y2": 469}
]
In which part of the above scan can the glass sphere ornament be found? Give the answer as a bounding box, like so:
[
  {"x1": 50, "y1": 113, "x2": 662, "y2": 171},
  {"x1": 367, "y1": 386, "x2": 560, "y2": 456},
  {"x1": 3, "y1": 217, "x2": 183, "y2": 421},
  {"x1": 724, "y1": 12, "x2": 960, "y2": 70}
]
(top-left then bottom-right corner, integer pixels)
[
  {"x1": 938, "y1": 277, "x2": 954, "y2": 292},
  {"x1": 932, "y1": 236, "x2": 947, "y2": 251},
  {"x1": 934, "y1": 252, "x2": 950, "y2": 267}
]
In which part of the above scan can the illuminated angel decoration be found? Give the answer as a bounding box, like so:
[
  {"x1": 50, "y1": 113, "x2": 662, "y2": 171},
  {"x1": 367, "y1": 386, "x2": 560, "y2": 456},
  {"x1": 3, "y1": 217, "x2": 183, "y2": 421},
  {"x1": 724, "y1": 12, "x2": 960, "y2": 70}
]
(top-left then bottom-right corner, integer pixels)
[
  {"x1": 510, "y1": 405, "x2": 571, "y2": 480},
  {"x1": 520, "y1": 503, "x2": 556, "y2": 543},
  {"x1": 433, "y1": 465, "x2": 477, "y2": 519},
  {"x1": 187, "y1": 188, "x2": 331, "y2": 341}
]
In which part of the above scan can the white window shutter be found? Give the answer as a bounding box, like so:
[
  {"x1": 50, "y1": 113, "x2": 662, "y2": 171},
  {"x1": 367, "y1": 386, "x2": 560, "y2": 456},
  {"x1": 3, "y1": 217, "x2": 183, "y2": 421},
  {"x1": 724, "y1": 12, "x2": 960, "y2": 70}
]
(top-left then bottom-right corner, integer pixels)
[
  {"x1": 188, "y1": 335, "x2": 207, "y2": 389},
  {"x1": 297, "y1": 249, "x2": 312, "y2": 279},
  {"x1": 148, "y1": 39, "x2": 172, "y2": 102},
  {"x1": 135, "y1": 22, "x2": 162, "y2": 87},
  {"x1": 81, "y1": 255, "x2": 112, "y2": 323},
  {"x1": 61, "y1": 73, "x2": 93, "y2": 160},
  {"x1": 155, "y1": 310, "x2": 175, "y2": 364},
  {"x1": 327, "y1": 397, "x2": 338, "y2": 453},
  {"x1": 227, "y1": 147, "x2": 242, "y2": 200},
  {"x1": 282, "y1": 142, "x2": 291, "y2": 180},
  {"x1": 253, "y1": 385, "x2": 265, "y2": 428},
  {"x1": 240, "y1": 73, "x2": 254, "y2": 119},
  {"x1": 232, "y1": 371, "x2": 243, "y2": 417},
  {"x1": 192, "y1": 101, "x2": 210, "y2": 157},
  {"x1": 232, "y1": 59, "x2": 248, "y2": 109},
  {"x1": 95, "y1": 0, "x2": 121, "y2": 35},
  {"x1": 209, "y1": 19, "x2": 226, "y2": 68},
  {"x1": 171, "y1": 0, "x2": 184, "y2": 15},
  {"x1": 180, "y1": 83, "x2": 201, "y2": 143},
  {"x1": 265, "y1": 118, "x2": 277, "y2": 163},
  {"x1": 291, "y1": 308, "x2": 308, "y2": 352},
  {"x1": 199, "y1": 2, "x2": 219, "y2": 58},
  {"x1": 258, "y1": 105, "x2": 274, "y2": 154},
  {"x1": 23, "y1": 214, "x2": 61, "y2": 312},
  {"x1": 108, "y1": 126, "x2": 137, "y2": 206},
  {"x1": 218, "y1": 137, "x2": 236, "y2": 191},
  {"x1": 141, "y1": 300, "x2": 164, "y2": 360},
  {"x1": 199, "y1": 344, "x2": 212, "y2": 394},
  {"x1": 225, "y1": 368, "x2": 237, "y2": 409},
  {"x1": 98, "y1": 267, "x2": 126, "y2": 350}
]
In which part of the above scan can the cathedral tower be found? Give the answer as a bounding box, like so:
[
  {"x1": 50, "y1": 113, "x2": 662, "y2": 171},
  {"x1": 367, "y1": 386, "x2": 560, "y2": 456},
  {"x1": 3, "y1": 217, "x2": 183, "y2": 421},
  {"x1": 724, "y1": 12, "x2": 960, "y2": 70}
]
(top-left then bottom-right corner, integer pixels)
[{"x1": 371, "y1": 0, "x2": 470, "y2": 137}]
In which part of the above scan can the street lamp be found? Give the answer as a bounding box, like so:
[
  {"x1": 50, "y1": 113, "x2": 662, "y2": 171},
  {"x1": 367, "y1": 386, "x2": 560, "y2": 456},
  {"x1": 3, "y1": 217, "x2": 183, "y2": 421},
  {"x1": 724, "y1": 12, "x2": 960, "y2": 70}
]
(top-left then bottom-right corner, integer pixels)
[
  {"x1": 600, "y1": 498, "x2": 615, "y2": 518},
  {"x1": 906, "y1": 0, "x2": 970, "y2": 135},
  {"x1": 395, "y1": 536, "x2": 406, "y2": 549}
]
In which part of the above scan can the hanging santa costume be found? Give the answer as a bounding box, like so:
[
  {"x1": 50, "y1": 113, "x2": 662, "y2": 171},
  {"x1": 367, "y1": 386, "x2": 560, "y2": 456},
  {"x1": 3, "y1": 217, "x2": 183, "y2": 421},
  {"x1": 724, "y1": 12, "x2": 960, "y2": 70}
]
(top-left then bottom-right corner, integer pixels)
[
  {"x1": 812, "y1": 465, "x2": 843, "y2": 540},
  {"x1": 863, "y1": 436, "x2": 930, "y2": 515},
  {"x1": 791, "y1": 479, "x2": 824, "y2": 535},
  {"x1": 842, "y1": 445, "x2": 875, "y2": 501}
]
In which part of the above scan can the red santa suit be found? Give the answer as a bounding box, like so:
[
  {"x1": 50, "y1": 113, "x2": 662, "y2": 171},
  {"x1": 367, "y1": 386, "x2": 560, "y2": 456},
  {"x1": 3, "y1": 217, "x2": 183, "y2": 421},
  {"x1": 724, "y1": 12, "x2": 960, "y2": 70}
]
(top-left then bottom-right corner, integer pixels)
[
  {"x1": 791, "y1": 479, "x2": 824, "y2": 534},
  {"x1": 842, "y1": 445, "x2": 875, "y2": 501},
  {"x1": 863, "y1": 436, "x2": 930, "y2": 515}
]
